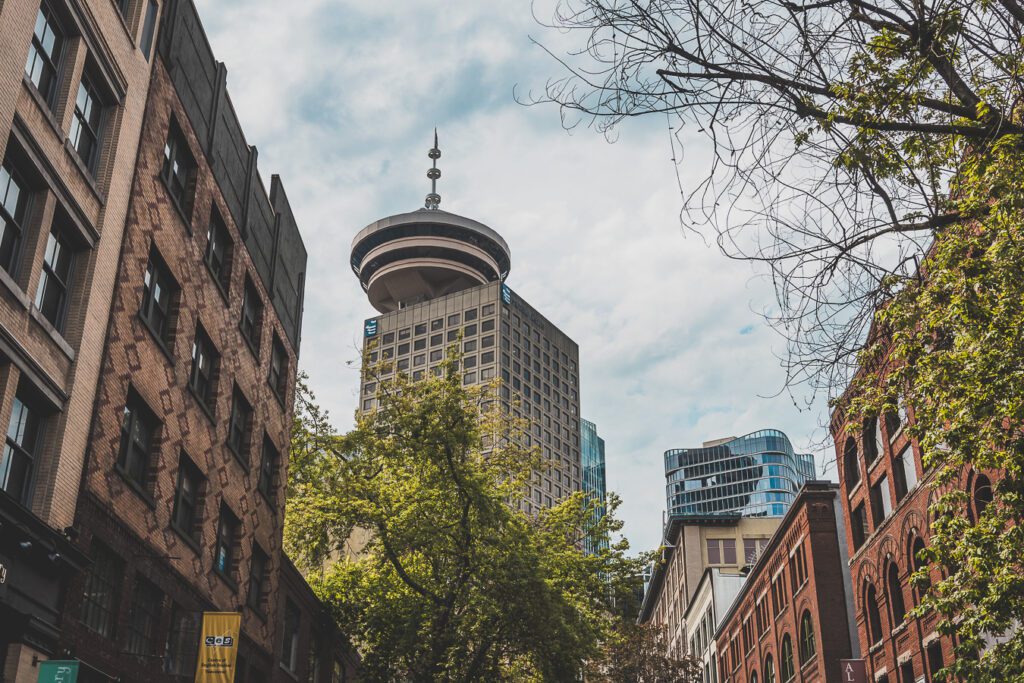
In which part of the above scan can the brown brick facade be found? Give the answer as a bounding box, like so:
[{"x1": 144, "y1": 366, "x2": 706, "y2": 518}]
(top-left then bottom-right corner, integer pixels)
[
  {"x1": 831, "y1": 393, "x2": 971, "y2": 682},
  {"x1": 0, "y1": 0, "x2": 157, "y2": 678},
  {"x1": 715, "y1": 483, "x2": 857, "y2": 683},
  {"x1": 59, "y1": 53, "x2": 298, "y2": 679}
]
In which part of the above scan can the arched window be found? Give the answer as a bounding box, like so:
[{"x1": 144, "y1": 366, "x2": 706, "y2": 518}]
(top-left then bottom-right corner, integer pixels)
[
  {"x1": 971, "y1": 472, "x2": 993, "y2": 521},
  {"x1": 764, "y1": 654, "x2": 776, "y2": 683},
  {"x1": 909, "y1": 535, "x2": 930, "y2": 604},
  {"x1": 780, "y1": 635, "x2": 795, "y2": 681},
  {"x1": 799, "y1": 611, "x2": 816, "y2": 663},
  {"x1": 887, "y1": 562, "x2": 906, "y2": 625},
  {"x1": 751, "y1": 672, "x2": 759, "y2": 683},
  {"x1": 864, "y1": 582, "x2": 883, "y2": 645},
  {"x1": 843, "y1": 436, "x2": 861, "y2": 488},
  {"x1": 863, "y1": 416, "x2": 883, "y2": 462}
]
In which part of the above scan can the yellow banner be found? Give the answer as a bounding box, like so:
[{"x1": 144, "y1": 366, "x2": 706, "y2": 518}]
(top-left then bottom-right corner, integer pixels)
[{"x1": 194, "y1": 612, "x2": 241, "y2": 683}]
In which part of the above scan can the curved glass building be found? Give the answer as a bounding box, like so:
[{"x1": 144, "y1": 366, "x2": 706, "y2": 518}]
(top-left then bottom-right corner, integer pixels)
[{"x1": 665, "y1": 429, "x2": 815, "y2": 518}]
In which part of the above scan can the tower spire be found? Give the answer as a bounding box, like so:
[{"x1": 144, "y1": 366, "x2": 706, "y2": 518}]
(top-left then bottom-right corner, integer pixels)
[{"x1": 425, "y1": 128, "x2": 441, "y2": 210}]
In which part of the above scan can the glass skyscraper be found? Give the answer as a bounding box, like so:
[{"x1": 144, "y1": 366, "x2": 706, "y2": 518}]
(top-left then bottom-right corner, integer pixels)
[
  {"x1": 664, "y1": 429, "x2": 814, "y2": 518},
  {"x1": 581, "y1": 419, "x2": 608, "y2": 555}
]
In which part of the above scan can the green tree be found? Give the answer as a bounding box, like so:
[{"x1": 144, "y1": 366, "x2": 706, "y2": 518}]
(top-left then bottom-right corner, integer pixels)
[
  {"x1": 584, "y1": 622, "x2": 702, "y2": 683},
  {"x1": 286, "y1": 359, "x2": 638, "y2": 681},
  {"x1": 537, "y1": 1, "x2": 1024, "y2": 677}
]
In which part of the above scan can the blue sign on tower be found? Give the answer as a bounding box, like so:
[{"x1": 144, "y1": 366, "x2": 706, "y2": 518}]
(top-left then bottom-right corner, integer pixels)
[
  {"x1": 364, "y1": 319, "x2": 378, "y2": 337},
  {"x1": 501, "y1": 285, "x2": 512, "y2": 305}
]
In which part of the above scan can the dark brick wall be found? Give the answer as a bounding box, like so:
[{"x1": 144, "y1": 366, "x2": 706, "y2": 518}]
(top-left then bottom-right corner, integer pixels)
[
  {"x1": 157, "y1": 0, "x2": 306, "y2": 350},
  {"x1": 60, "y1": 55, "x2": 299, "y2": 678},
  {"x1": 716, "y1": 484, "x2": 855, "y2": 683}
]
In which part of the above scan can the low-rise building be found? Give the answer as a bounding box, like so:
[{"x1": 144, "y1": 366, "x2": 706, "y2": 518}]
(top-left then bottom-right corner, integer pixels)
[
  {"x1": 639, "y1": 514, "x2": 782, "y2": 659},
  {"x1": 714, "y1": 481, "x2": 859, "y2": 683},
  {"x1": 683, "y1": 568, "x2": 745, "y2": 683}
]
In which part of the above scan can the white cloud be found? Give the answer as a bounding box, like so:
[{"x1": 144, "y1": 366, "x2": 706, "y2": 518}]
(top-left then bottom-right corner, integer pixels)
[{"x1": 194, "y1": 0, "x2": 835, "y2": 554}]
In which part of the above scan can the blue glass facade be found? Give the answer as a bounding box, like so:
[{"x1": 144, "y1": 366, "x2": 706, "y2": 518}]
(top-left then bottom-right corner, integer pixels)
[
  {"x1": 581, "y1": 419, "x2": 609, "y2": 555},
  {"x1": 665, "y1": 429, "x2": 814, "y2": 518}
]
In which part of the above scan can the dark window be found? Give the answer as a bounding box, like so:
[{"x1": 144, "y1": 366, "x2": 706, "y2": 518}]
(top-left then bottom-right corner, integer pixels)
[
  {"x1": 887, "y1": 563, "x2": 906, "y2": 625},
  {"x1": 189, "y1": 325, "x2": 219, "y2": 410},
  {"x1": 863, "y1": 416, "x2": 882, "y2": 462},
  {"x1": 899, "y1": 661, "x2": 915, "y2": 683},
  {"x1": 205, "y1": 210, "x2": 232, "y2": 291},
  {"x1": 799, "y1": 611, "x2": 816, "y2": 663},
  {"x1": 240, "y1": 277, "x2": 263, "y2": 352},
  {"x1": 161, "y1": 122, "x2": 195, "y2": 214},
  {"x1": 851, "y1": 503, "x2": 868, "y2": 550},
  {"x1": 214, "y1": 504, "x2": 239, "y2": 579},
  {"x1": 69, "y1": 75, "x2": 103, "y2": 171},
  {"x1": 126, "y1": 576, "x2": 162, "y2": 655},
  {"x1": 481, "y1": 318, "x2": 495, "y2": 332},
  {"x1": 116, "y1": 0, "x2": 131, "y2": 18},
  {"x1": 780, "y1": 635, "x2": 795, "y2": 681},
  {"x1": 172, "y1": 454, "x2": 202, "y2": 542},
  {"x1": 247, "y1": 544, "x2": 268, "y2": 611},
  {"x1": 140, "y1": 249, "x2": 178, "y2": 345},
  {"x1": 227, "y1": 386, "x2": 253, "y2": 461},
  {"x1": 865, "y1": 583, "x2": 883, "y2": 645},
  {"x1": 430, "y1": 319, "x2": 442, "y2": 331},
  {"x1": 80, "y1": 541, "x2": 123, "y2": 637},
  {"x1": 0, "y1": 395, "x2": 42, "y2": 505},
  {"x1": 909, "y1": 536, "x2": 930, "y2": 604},
  {"x1": 0, "y1": 158, "x2": 30, "y2": 276},
  {"x1": 34, "y1": 227, "x2": 75, "y2": 332},
  {"x1": 118, "y1": 390, "x2": 158, "y2": 489},
  {"x1": 268, "y1": 334, "x2": 287, "y2": 399},
  {"x1": 843, "y1": 436, "x2": 860, "y2": 489},
  {"x1": 926, "y1": 641, "x2": 944, "y2": 680},
  {"x1": 971, "y1": 472, "x2": 993, "y2": 521},
  {"x1": 280, "y1": 599, "x2": 300, "y2": 671},
  {"x1": 763, "y1": 654, "x2": 775, "y2": 683},
  {"x1": 257, "y1": 437, "x2": 277, "y2": 502},
  {"x1": 163, "y1": 605, "x2": 199, "y2": 676},
  {"x1": 414, "y1": 323, "x2": 426, "y2": 335},
  {"x1": 24, "y1": 3, "x2": 64, "y2": 106},
  {"x1": 140, "y1": 0, "x2": 158, "y2": 59}
]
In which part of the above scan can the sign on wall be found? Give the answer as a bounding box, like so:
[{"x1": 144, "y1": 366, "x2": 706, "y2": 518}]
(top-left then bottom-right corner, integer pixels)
[
  {"x1": 840, "y1": 659, "x2": 867, "y2": 683},
  {"x1": 194, "y1": 612, "x2": 241, "y2": 683},
  {"x1": 364, "y1": 319, "x2": 379, "y2": 337},
  {"x1": 501, "y1": 284, "x2": 512, "y2": 305},
  {"x1": 36, "y1": 661, "x2": 79, "y2": 683}
]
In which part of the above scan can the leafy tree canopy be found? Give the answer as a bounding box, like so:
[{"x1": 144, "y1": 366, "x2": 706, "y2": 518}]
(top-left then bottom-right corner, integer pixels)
[{"x1": 285, "y1": 360, "x2": 648, "y2": 682}]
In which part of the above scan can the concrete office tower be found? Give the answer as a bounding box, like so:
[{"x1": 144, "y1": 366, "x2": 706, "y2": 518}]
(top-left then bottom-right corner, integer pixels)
[
  {"x1": 352, "y1": 136, "x2": 582, "y2": 512},
  {"x1": 665, "y1": 429, "x2": 815, "y2": 519},
  {"x1": 581, "y1": 419, "x2": 608, "y2": 555}
]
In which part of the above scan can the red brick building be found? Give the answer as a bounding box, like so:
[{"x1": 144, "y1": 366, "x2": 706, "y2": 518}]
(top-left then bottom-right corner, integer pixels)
[
  {"x1": 830, "y1": 370, "x2": 986, "y2": 682},
  {"x1": 715, "y1": 482, "x2": 859, "y2": 683}
]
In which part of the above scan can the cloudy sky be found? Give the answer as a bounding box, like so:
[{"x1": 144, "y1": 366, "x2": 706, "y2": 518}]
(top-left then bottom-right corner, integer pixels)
[{"x1": 194, "y1": 0, "x2": 836, "y2": 553}]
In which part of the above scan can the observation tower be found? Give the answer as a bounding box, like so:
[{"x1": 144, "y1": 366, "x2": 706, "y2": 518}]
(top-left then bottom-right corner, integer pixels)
[{"x1": 350, "y1": 131, "x2": 511, "y2": 313}]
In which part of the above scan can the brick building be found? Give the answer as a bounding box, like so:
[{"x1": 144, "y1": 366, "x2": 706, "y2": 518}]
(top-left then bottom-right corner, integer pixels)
[
  {"x1": 39, "y1": 0, "x2": 326, "y2": 680},
  {"x1": 714, "y1": 482, "x2": 859, "y2": 683},
  {"x1": 830, "y1": 364, "x2": 987, "y2": 682},
  {"x1": 639, "y1": 514, "x2": 782, "y2": 659},
  {"x1": 0, "y1": 0, "x2": 158, "y2": 677}
]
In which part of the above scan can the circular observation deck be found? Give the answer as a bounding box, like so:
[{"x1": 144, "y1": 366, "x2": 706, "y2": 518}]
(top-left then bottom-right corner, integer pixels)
[{"x1": 350, "y1": 209, "x2": 512, "y2": 313}]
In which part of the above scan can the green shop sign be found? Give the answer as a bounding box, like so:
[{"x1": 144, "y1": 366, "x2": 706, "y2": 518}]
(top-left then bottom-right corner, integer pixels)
[{"x1": 37, "y1": 660, "x2": 79, "y2": 683}]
